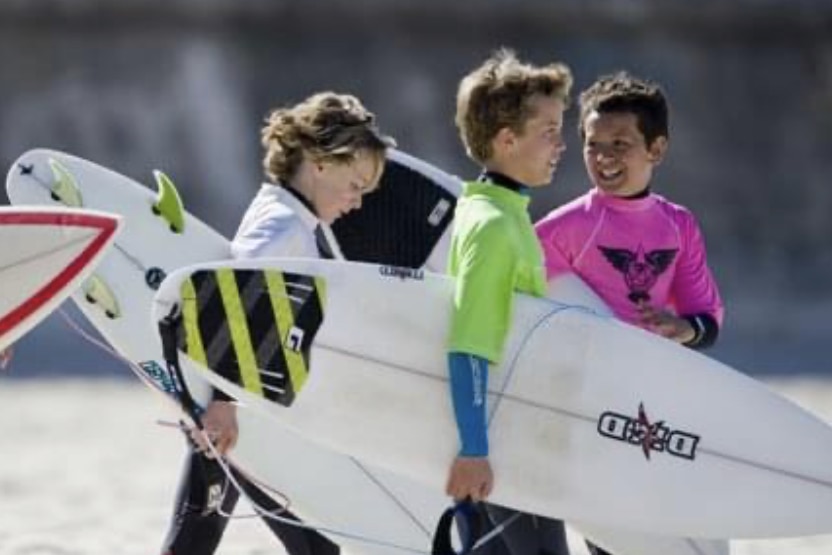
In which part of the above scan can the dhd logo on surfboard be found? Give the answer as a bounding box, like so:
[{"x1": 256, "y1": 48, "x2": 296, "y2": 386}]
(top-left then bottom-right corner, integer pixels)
[{"x1": 597, "y1": 402, "x2": 700, "y2": 461}]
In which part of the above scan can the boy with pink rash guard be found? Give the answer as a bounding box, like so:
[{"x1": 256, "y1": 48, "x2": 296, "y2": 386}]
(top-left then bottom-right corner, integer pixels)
[
  {"x1": 536, "y1": 72, "x2": 723, "y2": 350},
  {"x1": 538, "y1": 72, "x2": 725, "y2": 555}
]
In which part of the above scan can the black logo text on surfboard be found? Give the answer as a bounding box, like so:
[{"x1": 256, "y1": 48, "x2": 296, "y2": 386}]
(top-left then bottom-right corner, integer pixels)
[
  {"x1": 597, "y1": 403, "x2": 700, "y2": 461},
  {"x1": 379, "y1": 265, "x2": 424, "y2": 280}
]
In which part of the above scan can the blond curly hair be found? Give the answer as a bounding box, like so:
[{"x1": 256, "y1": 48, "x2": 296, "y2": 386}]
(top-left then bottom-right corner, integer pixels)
[
  {"x1": 261, "y1": 92, "x2": 395, "y2": 183},
  {"x1": 456, "y1": 48, "x2": 572, "y2": 165}
]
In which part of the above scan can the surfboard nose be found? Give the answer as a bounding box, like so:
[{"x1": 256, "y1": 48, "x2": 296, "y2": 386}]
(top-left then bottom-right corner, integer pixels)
[{"x1": 0, "y1": 206, "x2": 121, "y2": 350}]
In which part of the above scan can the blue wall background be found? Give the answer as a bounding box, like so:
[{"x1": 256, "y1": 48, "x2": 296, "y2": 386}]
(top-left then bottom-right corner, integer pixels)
[{"x1": 1, "y1": 0, "x2": 830, "y2": 377}]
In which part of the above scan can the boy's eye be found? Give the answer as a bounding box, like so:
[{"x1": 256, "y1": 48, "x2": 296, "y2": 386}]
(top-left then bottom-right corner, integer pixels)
[{"x1": 352, "y1": 181, "x2": 373, "y2": 194}]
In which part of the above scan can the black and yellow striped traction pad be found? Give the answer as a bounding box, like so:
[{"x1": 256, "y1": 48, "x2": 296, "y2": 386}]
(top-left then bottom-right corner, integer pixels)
[{"x1": 178, "y1": 268, "x2": 326, "y2": 407}]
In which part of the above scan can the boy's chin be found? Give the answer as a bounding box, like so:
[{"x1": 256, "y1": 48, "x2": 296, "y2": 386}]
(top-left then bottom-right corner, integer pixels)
[
  {"x1": 530, "y1": 171, "x2": 555, "y2": 188},
  {"x1": 596, "y1": 181, "x2": 639, "y2": 196}
]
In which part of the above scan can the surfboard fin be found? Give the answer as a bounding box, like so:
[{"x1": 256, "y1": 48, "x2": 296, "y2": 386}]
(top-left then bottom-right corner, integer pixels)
[
  {"x1": 178, "y1": 269, "x2": 326, "y2": 407},
  {"x1": 151, "y1": 170, "x2": 185, "y2": 234},
  {"x1": 82, "y1": 274, "x2": 121, "y2": 319},
  {"x1": 47, "y1": 159, "x2": 83, "y2": 207}
]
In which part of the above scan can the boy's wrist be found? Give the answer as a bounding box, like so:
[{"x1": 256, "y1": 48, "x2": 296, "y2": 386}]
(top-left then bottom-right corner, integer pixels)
[
  {"x1": 682, "y1": 313, "x2": 719, "y2": 350},
  {"x1": 678, "y1": 318, "x2": 698, "y2": 344},
  {"x1": 459, "y1": 435, "x2": 489, "y2": 458}
]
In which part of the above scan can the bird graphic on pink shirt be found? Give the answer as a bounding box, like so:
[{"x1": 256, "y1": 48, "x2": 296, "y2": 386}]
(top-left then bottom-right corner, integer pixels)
[{"x1": 598, "y1": 245, "x2": 678, "y2": 303}]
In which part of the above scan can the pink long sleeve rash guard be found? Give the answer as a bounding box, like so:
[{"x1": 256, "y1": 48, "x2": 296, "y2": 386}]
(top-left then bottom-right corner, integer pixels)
[{"x1": 535, "y1": 188, "x2": 724, "y2": 329}]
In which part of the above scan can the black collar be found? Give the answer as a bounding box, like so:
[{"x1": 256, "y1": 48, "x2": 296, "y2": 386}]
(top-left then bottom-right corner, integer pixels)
[
  {"x1": 478, "y1": 170, "x2": 529, "y2": 194},
  {"x1": 622, "y1": 187, "x2": 651, "y2": 200}
]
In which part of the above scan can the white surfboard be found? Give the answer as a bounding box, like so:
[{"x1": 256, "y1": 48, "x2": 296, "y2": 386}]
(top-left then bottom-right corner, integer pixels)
[
  {"x1": 0, "y1": 206, "x2": 120, "y2": 352},
  {"x1": 5, "y1": 148, "x2": 466, "y2": 555},
  {"x1": 152, "y1": 257, "x2": 832, "y2": 539},
  {"x1": 7, "y1": 149, "x2": 725, "y2": 555}
]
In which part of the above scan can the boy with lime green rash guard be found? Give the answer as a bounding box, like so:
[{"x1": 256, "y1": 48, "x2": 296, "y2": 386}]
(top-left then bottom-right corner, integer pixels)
[{"x1": 445, "y1": 47, "x2": 573, "y2": 555}]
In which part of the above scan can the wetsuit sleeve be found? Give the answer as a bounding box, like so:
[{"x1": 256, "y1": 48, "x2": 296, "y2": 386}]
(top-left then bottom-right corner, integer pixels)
[
  {"x1": 670, "y1": 212, "x2": 724, "y2": 345},
  {"x1": 448, "y1": 352, "x2": 489, "y2": 457},
  {"x1": 447, "y1": 218, "x2": 517, "y2": 458},
  {"x1": 448, "y1": 220, "x2": 518, "y2": 363}
]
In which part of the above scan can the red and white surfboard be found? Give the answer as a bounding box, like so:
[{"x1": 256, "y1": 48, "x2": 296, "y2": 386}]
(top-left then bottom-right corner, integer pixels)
[{"x1": 0, "y1": 207, "x2": 120, "y2": 350}]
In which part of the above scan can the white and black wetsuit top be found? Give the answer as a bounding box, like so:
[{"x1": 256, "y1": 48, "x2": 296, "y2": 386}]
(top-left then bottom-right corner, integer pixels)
[{"x1": 232, "y1": 183, "x2": 326, "y2": 260}]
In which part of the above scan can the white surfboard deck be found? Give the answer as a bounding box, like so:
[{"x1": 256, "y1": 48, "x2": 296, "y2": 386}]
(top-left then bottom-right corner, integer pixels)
[
  {"x1": 7, "y1": 149, "x2": 725, "y2": 555},
  {"x1": 0, "y1": 206, "x2": 120, "y2": 352},
  {"x1": 153, "y1": 256, "x2": 832, "y2": 539},
  {"x1": 5, "y1": 148, "x2": 467, "y2": 555}
]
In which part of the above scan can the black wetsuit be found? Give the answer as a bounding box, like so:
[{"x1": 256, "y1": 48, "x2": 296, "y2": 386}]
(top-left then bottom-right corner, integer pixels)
[
  {"x1": 161, "y1": 448, "x2": 338, "y2": 555},
  {"x1": 161, "y1": 193, "x2": 340, "y2": 555},
  {"x1": 479, "y1": 504, "x2": 570, "y2": 555}
]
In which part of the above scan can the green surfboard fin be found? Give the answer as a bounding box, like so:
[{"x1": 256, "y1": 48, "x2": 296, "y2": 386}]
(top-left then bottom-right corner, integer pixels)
[
  {"x1": 47, "y1": 158, "x2": 83, "y2": 207},
  {"x1": 83, "y1": 274, "x2": 121, "y2": 319},
  {"x1": 152, "y1": 170, "x2": 185, "y2": 234}
]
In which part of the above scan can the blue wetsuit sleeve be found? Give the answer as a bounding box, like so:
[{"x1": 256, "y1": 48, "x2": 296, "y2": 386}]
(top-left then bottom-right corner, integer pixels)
[{"x1": 448, "y1": 352, "x2": 489, "y2": 457}]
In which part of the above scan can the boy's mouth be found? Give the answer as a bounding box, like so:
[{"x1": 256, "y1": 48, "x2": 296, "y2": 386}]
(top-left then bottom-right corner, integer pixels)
[{"x1": 599, "y1": 167, "x2": 624, "y2": 181}]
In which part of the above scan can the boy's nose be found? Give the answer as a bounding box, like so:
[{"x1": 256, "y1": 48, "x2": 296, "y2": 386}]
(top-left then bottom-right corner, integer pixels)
[{"x1": 595, "y1": 149, "x2": 617, "y2": 163}]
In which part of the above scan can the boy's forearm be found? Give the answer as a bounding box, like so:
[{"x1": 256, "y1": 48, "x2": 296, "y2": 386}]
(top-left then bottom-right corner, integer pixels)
[{"x1": 448, "y1": 352, "x2": 489, "y2": 457}]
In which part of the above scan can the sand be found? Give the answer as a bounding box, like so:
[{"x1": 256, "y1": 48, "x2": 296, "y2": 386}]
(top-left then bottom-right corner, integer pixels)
[{"x1": 1, "y1": 378, "x2": 831, "y2": 554}]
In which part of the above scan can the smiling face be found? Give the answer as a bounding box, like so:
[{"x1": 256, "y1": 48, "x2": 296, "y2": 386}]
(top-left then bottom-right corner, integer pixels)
[
  {"x1": 308, "y1": 149, "x2": 383, "y2": 224},
  {"x1": 494, "y1": 94, "x2": 567, "y2": 187},
  {"x1": 582, "y1": 110, "x2": 667, "y2": 197}
]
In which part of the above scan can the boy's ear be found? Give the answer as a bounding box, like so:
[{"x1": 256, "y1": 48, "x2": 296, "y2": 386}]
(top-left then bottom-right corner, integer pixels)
[
  {"x1": 493, "y1": 127, "x2": 516, "y2": 153},
  {"x1": 647, "y1": 136, "x2": 669, "y2": 165}
]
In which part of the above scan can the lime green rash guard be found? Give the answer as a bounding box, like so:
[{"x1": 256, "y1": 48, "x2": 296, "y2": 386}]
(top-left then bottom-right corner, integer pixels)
[{"x1": 447, "y1": 180, "x2": 547, "y2": 364}]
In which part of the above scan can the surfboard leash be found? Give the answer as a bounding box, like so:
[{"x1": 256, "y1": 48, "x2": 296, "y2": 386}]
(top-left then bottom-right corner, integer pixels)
[
  {"x1": 188, "y1": 432, "x2": 432, "y2": 554},
  {"x1": 157, "y1": 305, "x2": 204, "y2": 431},
  {"x1": 157, "y1": 306, "x2": 246, "y2": 516},
  {"x1": 54, "y1": 308, "x2": 451, "y2": 553}
]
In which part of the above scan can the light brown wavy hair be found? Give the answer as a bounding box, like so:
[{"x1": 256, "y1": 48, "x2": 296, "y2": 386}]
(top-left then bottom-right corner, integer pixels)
[
  {"x1": 455, "y1": 48, "x2": 573, "y2": 165},
  {"x1": 261, "y1": 92, "x2": 395, "y2": 183}
]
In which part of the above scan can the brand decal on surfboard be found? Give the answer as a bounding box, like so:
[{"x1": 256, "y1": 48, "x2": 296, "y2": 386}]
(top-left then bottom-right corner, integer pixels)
[
  {"x1": 138, "y1": 360, "x2": 178, "y2": 395},
  {"x1": 286, "y1": 326, "x2": 305, "y2": 352},
  {"x1": 145, "y1": 267, "x2": 167, "y2": 290},
  {"x1": 597, "y1": 402, "x2": 700, "y2": 461},
  {"x1": 428, "y1": 198, "x2": 452, "y2": 226},
  {"x1": 379, "y1": 265, "x2": 424, "y2": 281}
]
